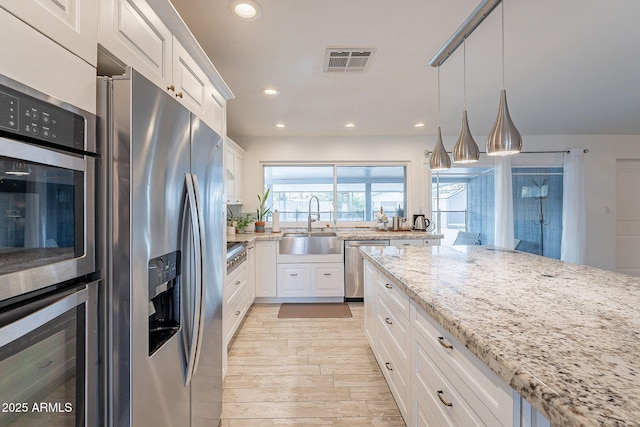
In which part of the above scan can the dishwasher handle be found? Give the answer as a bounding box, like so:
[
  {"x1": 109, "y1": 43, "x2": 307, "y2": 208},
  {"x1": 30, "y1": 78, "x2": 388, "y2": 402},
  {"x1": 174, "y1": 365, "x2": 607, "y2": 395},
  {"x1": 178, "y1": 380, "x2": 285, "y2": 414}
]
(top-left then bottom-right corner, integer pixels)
[{"x1": 345, "y1": 240, "x2": 390, "y2": 247}]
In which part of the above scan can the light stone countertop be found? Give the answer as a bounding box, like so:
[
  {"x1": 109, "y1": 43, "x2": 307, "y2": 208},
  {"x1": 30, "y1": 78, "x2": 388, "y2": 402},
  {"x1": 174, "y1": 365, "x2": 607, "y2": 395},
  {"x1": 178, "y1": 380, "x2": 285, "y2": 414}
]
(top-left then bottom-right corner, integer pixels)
[
  {"x1": 360, "y1": 244, "x2": 640, "y2": 427},
  {"x1": 227, "y1": 229, "x2": 443, "y2": 243}
]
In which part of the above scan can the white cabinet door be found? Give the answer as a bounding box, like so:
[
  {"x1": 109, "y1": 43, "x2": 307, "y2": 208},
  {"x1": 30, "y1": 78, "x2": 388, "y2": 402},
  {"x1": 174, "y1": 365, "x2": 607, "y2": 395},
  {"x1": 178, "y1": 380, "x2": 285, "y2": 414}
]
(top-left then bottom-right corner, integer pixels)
[
  {"x1": 207, "y1": 87, "x2": 226, "y2": 137},
  {"x1": 172, "y1": 37, "x2": 208, "y2": 117},
  {"x1": 1, "y1": 0, "x2": 98, "y2": 66},
  {"x1": 99, "y1": 0, "x2": 173, "y2": 89},
  {"x1": 277, "y1": 265, "x2": 310, "y2": 297},
  {"x1": 246, "y1": 243, "x2": 256, "y2": 306},
  {"x1": 311, "y1": 264, "x2": 344, "y2": 297},
  {"x1": 225, "y1": 139, "x2": 244, "y2": 204},
  {"x1": 0, "y1": 9, "x2": 97, "y2": 113},
  {"x1": 255, "y1": 241, "x2": 277, "y2": 297},
  {"x1": 364, "y1": 260, "x2": 377, "y2": 347},
  {"x1": 423, "y1": 239, "x2": 441, "y2": 246}
]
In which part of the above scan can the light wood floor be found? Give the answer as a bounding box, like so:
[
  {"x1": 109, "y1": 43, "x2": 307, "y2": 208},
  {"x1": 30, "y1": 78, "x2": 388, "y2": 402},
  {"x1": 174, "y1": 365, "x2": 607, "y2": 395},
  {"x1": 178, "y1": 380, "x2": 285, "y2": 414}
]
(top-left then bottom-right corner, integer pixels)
[{"x1": 221, "y1": 302, "x2": 406, "y2": 426}]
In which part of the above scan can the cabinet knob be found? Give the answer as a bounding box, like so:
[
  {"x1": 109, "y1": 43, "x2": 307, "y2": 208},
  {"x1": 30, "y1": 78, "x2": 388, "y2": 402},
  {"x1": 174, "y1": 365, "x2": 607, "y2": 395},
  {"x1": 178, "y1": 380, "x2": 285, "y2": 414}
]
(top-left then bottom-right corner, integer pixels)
[
  {"x1": 384, "y1": 317, "x2": 393, "y2": 325},
  {"x1": 437, "y1": 336, "x2": 454, "y2": 350},
  {"x1": 175, "y1": 92, "x2": 184, "y2": 98},
  {"x1": 167, "y1": 85, "x2": 175, "y2": 92},
  {"x1": 385, "y1": 362, "x2": 393, "y2": 371},
  {"x1": 437, "y1": 390, "x2": 453, "y2": 407}
]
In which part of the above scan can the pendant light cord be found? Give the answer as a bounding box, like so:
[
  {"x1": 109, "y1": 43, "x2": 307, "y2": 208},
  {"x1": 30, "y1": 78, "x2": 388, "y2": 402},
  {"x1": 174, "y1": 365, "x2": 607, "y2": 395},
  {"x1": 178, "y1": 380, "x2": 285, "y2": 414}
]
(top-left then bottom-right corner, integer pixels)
[
  {"x1": 437, "y1": 65, "x2": 441, "y2": 126},
  {"x1": 501, "y1": 0, "x2": 505, "y2": 89},
  {"x1": 463, "y1": 38, "x2": 467, "y2": 110}
]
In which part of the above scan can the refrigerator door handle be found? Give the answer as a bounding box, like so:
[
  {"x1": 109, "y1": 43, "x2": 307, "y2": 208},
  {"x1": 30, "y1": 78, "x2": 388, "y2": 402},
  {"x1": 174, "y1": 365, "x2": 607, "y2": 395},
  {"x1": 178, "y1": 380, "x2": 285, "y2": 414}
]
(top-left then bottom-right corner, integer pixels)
[
  {"x1": 190, "y1": 174, "x2": 207, "y2": 379},
  {"x1": 182, "y1": 173, "x2": 204, "y2": 386}
]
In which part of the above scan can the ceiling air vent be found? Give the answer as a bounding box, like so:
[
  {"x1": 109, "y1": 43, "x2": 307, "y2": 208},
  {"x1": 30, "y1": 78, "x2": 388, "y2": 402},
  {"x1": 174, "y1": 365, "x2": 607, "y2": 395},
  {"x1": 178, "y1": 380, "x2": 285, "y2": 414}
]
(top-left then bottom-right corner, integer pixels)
[{"x1": 324, "y1": 48, "x2": 376, "y2": 72}]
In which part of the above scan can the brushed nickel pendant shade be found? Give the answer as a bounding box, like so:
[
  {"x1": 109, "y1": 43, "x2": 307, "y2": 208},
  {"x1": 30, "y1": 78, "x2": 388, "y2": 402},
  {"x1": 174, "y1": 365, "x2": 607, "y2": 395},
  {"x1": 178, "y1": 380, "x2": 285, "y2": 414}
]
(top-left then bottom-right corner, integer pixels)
[
  {"x1": 453, "y1": 40, "x2": 480, "y2": 164},
  {"x1": 430, "y1": 127, "x2": 451, "y2": 170},
  {"x1": 486, "y1": 89, "x2": 522, "y2": 156},
  {"x1": 486, "y1": 0, "x2": 522, "y2": 156},
  {"x1": 430, "y1": 66, "x2": 451, "y2": 170},
  {"x1": 454, "y1": 110, "x2": 480, "y2": 163}
]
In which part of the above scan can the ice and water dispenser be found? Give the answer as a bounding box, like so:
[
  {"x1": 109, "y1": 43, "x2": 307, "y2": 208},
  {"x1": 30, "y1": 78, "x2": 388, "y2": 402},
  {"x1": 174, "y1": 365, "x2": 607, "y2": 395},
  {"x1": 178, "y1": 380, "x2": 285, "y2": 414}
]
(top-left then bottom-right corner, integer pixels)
[{"x1": 148, "y1": 251, "x2": 181, "y2": 356}]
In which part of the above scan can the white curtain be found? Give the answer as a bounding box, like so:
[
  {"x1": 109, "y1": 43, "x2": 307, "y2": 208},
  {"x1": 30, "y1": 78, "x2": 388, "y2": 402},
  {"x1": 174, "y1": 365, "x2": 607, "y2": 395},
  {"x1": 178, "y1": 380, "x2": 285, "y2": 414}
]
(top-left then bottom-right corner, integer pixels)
[
  {"x1": 494, "y1": 156, "x2": 514, "y2": 249},
  {"x1": 561, "y1": 148, "x2": 586, "y2": 264}
]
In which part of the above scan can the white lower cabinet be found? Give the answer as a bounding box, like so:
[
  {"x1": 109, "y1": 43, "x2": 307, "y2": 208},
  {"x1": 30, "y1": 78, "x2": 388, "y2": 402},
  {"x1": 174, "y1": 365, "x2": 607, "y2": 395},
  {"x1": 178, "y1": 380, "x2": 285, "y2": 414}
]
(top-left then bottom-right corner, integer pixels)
[
  {"x1": 255, "y1": 241, "x2": 277, "y2": 297},
  {"x1": 277, "y1": 263, "x2": 344, "y2": 298},
  {"x1": 363, "y1": 259, "x2": 550, "y2": 427}
]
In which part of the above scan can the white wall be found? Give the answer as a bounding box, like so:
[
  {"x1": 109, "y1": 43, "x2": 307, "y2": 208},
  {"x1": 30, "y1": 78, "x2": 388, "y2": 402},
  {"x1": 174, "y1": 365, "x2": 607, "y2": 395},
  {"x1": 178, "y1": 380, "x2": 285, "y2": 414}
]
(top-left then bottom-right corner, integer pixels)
[{"x1": 233, "y1": 134, "x2": 640, "y2": 271}]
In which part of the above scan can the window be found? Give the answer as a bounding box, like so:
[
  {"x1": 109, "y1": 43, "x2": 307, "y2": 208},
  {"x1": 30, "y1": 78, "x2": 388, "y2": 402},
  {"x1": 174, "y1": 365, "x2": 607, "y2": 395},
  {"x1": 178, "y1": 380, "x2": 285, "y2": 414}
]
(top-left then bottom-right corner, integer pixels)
[
  {"x1": 264, "y1": 164, "x2": 407, "y2": 223},
  {"x1": 433, "y1": 166, "x2": 563, "y2": 259}
]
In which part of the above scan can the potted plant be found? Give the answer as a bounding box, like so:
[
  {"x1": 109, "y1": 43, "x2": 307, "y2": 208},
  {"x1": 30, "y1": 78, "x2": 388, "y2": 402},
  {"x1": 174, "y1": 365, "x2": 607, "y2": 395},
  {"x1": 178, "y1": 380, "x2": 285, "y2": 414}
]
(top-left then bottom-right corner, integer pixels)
[
  {"x1": 255, "y1": 187, "x2": 272, "y2": 233},
  {"x1": 228, "y1": 208, "x2": 253, "y2": 234}
]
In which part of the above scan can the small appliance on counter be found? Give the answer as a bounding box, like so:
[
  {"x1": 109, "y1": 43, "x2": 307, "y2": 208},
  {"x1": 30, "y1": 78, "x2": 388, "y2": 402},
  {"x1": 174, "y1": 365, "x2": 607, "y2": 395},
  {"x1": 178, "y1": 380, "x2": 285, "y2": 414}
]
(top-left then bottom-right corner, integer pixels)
[{"x1": 413, "y1": 214, "x2": 431, "y2": 231}]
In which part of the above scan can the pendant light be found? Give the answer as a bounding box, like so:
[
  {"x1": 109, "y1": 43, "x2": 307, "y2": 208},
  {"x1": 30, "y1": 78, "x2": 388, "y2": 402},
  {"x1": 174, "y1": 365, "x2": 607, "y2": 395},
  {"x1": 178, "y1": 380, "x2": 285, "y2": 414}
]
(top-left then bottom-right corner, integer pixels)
[
  {"x1": 453, "y1": 39, "x2": 480, "y2": 164},
  {"x1": 486, "y1": 0, "x2": 522, "y2": 156},
  {"x1": 430, "y1": 66, "x2": 451, "y2": 170}
]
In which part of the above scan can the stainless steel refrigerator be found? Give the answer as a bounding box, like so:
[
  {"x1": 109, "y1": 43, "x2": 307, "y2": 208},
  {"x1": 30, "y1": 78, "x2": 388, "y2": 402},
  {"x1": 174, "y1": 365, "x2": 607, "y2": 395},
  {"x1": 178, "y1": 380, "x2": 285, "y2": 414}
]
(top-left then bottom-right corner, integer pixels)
[{"x1": 98, "y1": 68, "x2": 223, "y2": 426}]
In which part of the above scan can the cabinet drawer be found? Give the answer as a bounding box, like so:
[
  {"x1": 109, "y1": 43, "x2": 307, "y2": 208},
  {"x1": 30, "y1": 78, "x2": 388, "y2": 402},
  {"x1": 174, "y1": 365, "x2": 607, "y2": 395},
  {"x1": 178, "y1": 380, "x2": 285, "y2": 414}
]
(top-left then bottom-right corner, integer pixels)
[
  {"x1": 225, "y1": 263, "x2": 247, "y2": 298},
  {"x1": 412, "y1": 334, "x2": 484, "y2": 427},
  {"x1": 375, "y1": 274, "x2": 410, "y2": 321},
  {"x1": 411, "y1": 302, "x2": 512, "y2": 426},
  {"x1": 277, "y1": 264, "x2": 310, "y2": 297},
  {"x1": 224, "y1": 281, "x2": 247, "y2": 345},
  {"x1": 312, "y1": 264, "x2": 344, "y2": 297},
  {"x1": 378, "y1": 332, "x2": 409, "y2": 421},
  {"x1": 376, "y1": 294, "x2": 409, "y2": 368}
]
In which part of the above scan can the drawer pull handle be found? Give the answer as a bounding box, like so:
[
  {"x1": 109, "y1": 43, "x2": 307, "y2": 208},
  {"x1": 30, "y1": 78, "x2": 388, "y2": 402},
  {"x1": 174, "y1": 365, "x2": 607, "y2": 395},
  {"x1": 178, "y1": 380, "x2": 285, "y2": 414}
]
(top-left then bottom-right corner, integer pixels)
[
  {"x1": 290, "y1": 273, "x2": 298, "y2": 277},
  {"x1": 323, "y1": 273, "x2": 332, "y2": 276},
  {"x1": 437, "y1": 390, "x2": 453, "y2": 407},
  {"x1": 176, "y1": 91, "x2": 184, "y2": 98},
  {"x1": 403, "y1": 243, "x2": 410, "y2": 246},
  {"x1": 385, "y1": 362, "x2": 393, "y2": 371},
  {"x1": 437, "y1": 336, "x2": 453, "y2": 350},
  {"x1": 384, "y1": 317, "x2": 393, "y2": 325},
  {"x1": 385, "y1": 284, "x2": 392, "y2": 290},
  {"x1": 167, "y1": 85, "x2": 175, "y2": 92},
  {"x1": 235, "y1": 310, "x2": 241, "y2": 316},
  {"x1": 235, "y1": 280, "x2": 241, "y2": 286}
]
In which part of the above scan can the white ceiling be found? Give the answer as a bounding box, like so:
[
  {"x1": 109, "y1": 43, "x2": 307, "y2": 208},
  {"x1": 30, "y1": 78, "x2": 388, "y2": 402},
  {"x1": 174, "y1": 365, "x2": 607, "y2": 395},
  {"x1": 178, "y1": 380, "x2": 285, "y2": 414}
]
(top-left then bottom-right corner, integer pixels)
[{"x1": 170, "y1": 0, "x2": 640, "y2": 139}]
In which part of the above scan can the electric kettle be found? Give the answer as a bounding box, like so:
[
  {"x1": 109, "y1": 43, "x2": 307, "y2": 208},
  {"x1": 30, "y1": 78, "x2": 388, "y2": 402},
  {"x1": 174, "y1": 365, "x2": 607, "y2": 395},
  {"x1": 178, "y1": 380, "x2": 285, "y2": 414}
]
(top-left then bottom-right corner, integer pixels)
[{"x1": 413, "y1": 214, "x2": 430, "y2": 231}]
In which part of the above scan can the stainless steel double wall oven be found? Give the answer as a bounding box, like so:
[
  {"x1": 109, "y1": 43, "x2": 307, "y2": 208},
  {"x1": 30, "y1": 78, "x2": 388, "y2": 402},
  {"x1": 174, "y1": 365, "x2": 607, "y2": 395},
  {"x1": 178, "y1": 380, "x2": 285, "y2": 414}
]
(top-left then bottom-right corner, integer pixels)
[{"x1": 0, "y1": 75, "x2": 99, "y2": 426}]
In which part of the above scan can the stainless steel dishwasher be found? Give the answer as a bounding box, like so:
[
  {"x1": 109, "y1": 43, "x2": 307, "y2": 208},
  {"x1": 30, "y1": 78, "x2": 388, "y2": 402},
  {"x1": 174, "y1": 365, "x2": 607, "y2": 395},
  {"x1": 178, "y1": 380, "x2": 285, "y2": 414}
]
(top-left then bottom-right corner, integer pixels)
[{"x1": 344, "y1": 240, "x2": 389, "y2": 300}]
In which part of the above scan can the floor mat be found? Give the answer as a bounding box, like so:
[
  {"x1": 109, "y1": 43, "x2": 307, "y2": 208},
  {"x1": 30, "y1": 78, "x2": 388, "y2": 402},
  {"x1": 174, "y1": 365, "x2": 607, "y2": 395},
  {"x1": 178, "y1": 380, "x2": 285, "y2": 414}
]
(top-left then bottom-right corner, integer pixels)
[{"x1": 277, "y1": 302, "x2": 352, "y2": 318}]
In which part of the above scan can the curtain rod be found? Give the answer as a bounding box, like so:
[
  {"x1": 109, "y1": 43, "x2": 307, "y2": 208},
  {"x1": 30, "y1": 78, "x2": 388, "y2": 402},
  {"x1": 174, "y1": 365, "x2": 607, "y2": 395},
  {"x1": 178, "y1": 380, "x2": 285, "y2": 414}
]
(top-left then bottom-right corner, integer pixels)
[
  {"x1": 429, "y1": 0, "x2": 502, "y2": 67},
  {"x1": 425, "y1": 149, "x2": 589, "y2": 156}
]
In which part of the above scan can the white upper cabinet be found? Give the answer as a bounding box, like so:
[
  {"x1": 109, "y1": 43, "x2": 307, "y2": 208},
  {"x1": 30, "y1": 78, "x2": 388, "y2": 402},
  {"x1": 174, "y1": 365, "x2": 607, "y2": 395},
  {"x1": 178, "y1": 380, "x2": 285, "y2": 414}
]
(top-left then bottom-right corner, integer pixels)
[
  {"x1": 98, "y1": 0, "x2": 233, "y2": 131},
  {"x1": 225, "y1": 138, "x2": 245, "y2": 204},
  {"x1": 171, "y1": 38, "x2": 208, "y2": 118},
  {"x1": 0, "y1": 0, "x2": 98, "y2": 66},
  {"x1": 99, "y1": 0, "x2": 172, "y2": 88}
]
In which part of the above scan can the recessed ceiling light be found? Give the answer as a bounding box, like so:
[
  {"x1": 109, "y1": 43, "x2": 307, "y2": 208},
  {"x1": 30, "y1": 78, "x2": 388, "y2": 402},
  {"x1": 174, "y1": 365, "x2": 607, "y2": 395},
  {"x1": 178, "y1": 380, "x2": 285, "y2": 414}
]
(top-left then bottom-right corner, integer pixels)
[
  {"x1": 275, "y1": 123, "x2": 286, "y2": 128},
  {"x1": 228, "y1": 0, "x2": 262, "y2": 20},
  {"x1": 263, "y1": 88, "x2": 280, "y2": 96},
  {"x1": 414, "y1": 122, "x2": 426, "y2": 128},
  {"x1": 345, "y1": 123, "x2": 356, "y2": 128}
]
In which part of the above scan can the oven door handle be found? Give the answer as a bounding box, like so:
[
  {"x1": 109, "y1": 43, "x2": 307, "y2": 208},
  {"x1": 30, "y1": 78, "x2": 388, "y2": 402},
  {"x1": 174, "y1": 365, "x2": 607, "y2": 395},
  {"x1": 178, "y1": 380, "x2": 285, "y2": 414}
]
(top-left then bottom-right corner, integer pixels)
[
  {"x1": 0, "y1": 137, "x2": 86, "y2": 171},
  {"x1": 181, "y1": 173, "x2": 205, "y2": 386},
  {"x1": 0, "y1": 288, "x2": 88, "y2": 347}
]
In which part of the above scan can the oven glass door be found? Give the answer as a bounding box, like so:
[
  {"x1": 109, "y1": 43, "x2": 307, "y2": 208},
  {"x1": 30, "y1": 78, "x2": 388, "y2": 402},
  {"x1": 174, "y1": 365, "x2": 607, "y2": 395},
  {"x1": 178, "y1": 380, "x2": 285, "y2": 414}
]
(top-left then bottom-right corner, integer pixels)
[
  {"x1": 0, "y1": 282, "x2": 98, "y2": 426},
  {"x1": 0, "y1": 139, "x2": 95, "y2": 300}
]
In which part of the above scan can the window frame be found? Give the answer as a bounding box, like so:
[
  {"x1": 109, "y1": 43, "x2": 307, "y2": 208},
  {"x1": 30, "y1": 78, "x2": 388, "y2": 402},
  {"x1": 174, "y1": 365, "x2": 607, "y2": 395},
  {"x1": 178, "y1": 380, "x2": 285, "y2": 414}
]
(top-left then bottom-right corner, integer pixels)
[{"x1": 262, "y1": 161, "x2": 410, "y2": 228}]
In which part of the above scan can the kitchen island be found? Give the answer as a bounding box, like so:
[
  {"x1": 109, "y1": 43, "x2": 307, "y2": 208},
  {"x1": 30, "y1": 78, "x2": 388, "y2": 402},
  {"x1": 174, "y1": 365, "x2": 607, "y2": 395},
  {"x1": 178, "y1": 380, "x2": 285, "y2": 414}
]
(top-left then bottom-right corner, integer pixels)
[{"x1": 361, "y1": 245, "x2": 640, "y2": 427}]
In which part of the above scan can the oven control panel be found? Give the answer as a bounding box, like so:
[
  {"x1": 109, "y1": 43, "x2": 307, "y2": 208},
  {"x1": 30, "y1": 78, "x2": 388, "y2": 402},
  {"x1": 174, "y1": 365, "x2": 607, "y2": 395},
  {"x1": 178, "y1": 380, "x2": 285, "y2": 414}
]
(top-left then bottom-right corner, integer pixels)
[{"x1": 0, "y1": 82, "x2": 85, "y2": 151}]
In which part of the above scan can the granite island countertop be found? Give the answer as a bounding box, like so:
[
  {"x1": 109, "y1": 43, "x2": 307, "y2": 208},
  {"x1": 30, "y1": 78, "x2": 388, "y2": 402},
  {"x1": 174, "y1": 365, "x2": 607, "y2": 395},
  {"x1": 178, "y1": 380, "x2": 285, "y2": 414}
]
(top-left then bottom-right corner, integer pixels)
[
  {"x1": 227, "y1": 229, "x2": 443, "y2": 243},
  {"x1": 360, "y1": 244, "x2": 640, "y2": 427}
]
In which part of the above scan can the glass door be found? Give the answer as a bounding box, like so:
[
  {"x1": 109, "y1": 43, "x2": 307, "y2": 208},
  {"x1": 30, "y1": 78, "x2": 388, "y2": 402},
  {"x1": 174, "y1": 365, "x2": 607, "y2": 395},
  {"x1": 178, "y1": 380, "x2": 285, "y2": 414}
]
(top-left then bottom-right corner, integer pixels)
[{"x1": 0, "y1": 281, "x2": 98, "y2": 426}]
